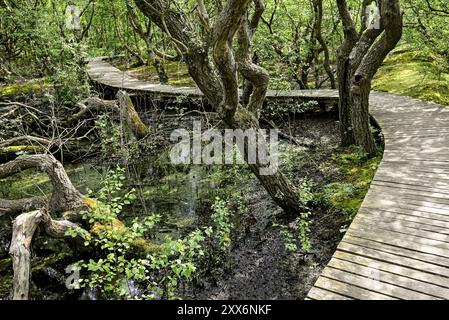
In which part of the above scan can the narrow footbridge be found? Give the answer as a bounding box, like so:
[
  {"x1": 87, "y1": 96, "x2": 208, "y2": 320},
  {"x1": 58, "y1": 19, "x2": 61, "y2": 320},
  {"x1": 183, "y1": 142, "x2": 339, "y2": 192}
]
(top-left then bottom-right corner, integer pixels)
[{"x1": 87, "y1": 57, "x2": 449, "y2": 300}]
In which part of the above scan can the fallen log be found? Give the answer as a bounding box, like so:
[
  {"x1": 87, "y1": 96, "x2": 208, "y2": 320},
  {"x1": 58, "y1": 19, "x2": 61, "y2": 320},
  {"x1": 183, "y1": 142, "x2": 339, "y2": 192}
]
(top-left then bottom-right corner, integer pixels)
[{"x1": 0, "y1": 135, "x2": 54, "y2": 148}]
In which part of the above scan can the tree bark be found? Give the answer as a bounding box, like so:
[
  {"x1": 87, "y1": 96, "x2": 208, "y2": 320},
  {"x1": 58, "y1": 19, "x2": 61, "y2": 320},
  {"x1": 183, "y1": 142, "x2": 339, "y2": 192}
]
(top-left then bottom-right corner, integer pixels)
[
  {"x1": 0, "y1": 154, "x2": 85, "y2": 214},
  {"x1": 69, "y1": 92, "x2": 150, "y2": 140},
  {"x1": 336, "y1": 0, "x2": 402, "y2": 156},
  {"x1": 9, "y1": 210, "x2": 44, "y2": 300},
  {"x1": 126, "y1": 2, "x2": 169, "y2": 84}
]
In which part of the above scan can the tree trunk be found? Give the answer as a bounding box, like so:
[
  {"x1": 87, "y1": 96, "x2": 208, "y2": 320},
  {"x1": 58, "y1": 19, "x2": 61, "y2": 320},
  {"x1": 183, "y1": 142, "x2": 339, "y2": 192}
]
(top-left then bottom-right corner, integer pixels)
[
  {"x1": 337, "y1": 54, "x2": 356, "y2": 146},
  {"x1": 117, "y1": 90, "x2": 150, "y2": 139},
  {"x1": 145, "y1": 38, "x2": 169, "y2": 84},
  {"x1": 133, "y1": 0, "x2": 303, "y2": 215},
  {"x1": 350, "y1": 78, "x2": 376, "y2": 155},
  {"x1": 0, "y1": 154, "x2": 85, "y2": 214},
  {"x1": 314, "y1": 0, "x2": 336, "y2": 89},
  {"x1": 9, "y1": 210, "x2": 44, "y2": 300},
  {"x1": 335, "y1": 0, "x2": 402, "y2": 155}
]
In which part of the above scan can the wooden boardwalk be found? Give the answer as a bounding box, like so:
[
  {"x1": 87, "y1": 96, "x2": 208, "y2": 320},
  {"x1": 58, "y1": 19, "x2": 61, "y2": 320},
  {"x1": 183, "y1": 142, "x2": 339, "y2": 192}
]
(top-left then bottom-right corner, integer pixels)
[
  {"x1": 87, "y1": 57, "x2": 449, "y2": 300},
  {"x1": 87, "y1": 57, "x2": 339, "y2": 103},
  {"x1": 308, "y1": 93, "x2": 449, "y2": 300}
]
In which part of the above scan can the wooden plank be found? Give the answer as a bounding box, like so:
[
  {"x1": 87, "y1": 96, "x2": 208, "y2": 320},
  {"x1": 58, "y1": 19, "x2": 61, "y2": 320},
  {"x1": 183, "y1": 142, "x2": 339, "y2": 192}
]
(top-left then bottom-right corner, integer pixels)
[
  {"x1": 351, "y1": 215, "x2": 449, "y2": 243},
  {"x1": 375, "y1": 171, "x2": 449, "y2": 184},
  {"x1": 313, "y1": 277, "x2": 396, "y2": 300},
  {"x1": 306, "y1": 287, "x2": 352, "y2": 300},
  {"x1": 373, "y1": 177, "x2": 449, "y2": 193},
  {"x1": 320, "y1": 267, "x2": 433, "y2": 300},
  {"x1": 358, "y1": 208, "x2": 449, "y2": 231},
  {"x1": 346, "y1": 224, "x2": 449, "y2": 257},
  {"x1": 362, "y1": 196, "x2": 449, "y2": 218},
  {"x1": 333, "y1": 251, "x2": 449, "y2": 297},
  {"x1": 340, "y1": 237, "x2": 449, "y2": 274},
  {"x1": 328, "y1": 258, "x2": 445, "y2": 299},
  {"x1": 368, "y1": 185, "x2": 449, "y2": 206}
]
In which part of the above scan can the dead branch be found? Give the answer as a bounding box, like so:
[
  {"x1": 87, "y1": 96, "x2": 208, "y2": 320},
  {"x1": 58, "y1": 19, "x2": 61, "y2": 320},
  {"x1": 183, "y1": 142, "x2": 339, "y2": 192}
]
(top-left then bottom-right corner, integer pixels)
[
  {"x1": 0, "y1": 154, "x2": 84, "y2": 214},
  {"x1": 0, "y1": 135, "x2": 55, "y2": 148},
  {"x1": 9, "y1": 208, "x2": 86, "y2": 300}
]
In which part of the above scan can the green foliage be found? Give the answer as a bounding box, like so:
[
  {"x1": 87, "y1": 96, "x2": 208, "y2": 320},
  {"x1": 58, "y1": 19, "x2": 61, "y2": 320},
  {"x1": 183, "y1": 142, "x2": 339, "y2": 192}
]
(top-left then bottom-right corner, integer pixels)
[
  {"x1": 274, "y1": 178, "x2": 314, "y2": 253},
  {"x1": 264, "y1": 100, "x2": 320, "y2": 119},
  {"x1": 146, "y1": 230, "x2": 207, "y2": 299},
  {"x1": 210, "y1": 197, "x2": 234, "y2": 252},
  {"x1": 0, "y1": 1, "x2": 90, "y2": 103},
  {"x1": 66, "y1": 167, "x2": 242, "y2": 299},
  {"x1": 50, "y1": 42, "x2": 90, "y2": 105}
]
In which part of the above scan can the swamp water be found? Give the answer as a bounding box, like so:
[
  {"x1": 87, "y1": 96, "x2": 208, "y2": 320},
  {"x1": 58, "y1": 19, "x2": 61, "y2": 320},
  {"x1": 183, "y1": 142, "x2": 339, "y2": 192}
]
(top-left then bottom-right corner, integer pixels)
[{"x1": 0, "y1": 159, "x2": 252, "y2": 299}]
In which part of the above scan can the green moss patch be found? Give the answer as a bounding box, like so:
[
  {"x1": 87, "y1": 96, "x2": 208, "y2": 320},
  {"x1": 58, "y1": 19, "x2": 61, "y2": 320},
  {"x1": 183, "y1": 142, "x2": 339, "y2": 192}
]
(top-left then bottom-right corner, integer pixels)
[
  {"x1": 0, "y1": 78, "x2": 50, "y2": 97},
  {"x1": 373, "y1": 48, "x2": 449, "y2": 106},
  {"x1": 320, "y1": 146, "x2": 381, "y2": 222}
]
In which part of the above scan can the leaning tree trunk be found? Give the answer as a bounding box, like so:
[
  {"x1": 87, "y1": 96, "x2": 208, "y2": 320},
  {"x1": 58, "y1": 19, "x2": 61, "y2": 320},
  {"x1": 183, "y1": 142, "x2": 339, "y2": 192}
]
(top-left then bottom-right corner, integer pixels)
[
  {"x1": 337, "y1": 52, "x2": 356, "y2": 146},
  {"x1": 144, "y1": 36, "x2": 169, "y2": 84},
  {"x1": 126, "y1": 2, "x2": 169, "y2": 84},
  {"x1": 314, "y1": 0, "x2": 336, "y2": 89},
  {"x1": 133, "y1": 0, "x2": 303, "y2": 215},
  {"x1": 9, "y1": 208, "x2": 83, "y2": 300},
  {"x1": 350, "y1": 78, "x2": 376, "y2": 155}
]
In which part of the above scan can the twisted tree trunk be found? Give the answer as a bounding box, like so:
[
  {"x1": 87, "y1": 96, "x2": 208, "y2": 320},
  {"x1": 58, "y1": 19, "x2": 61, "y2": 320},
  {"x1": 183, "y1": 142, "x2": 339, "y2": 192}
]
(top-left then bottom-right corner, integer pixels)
[
  {"x1": 336, "y1": 0, "x2": 402, "y2": 156},
  {"x1": 9, "y1": 208, "x2": 81, "y2": 300},
  {"x1": 133, "y1": 0, "x2": 303, "y2": 215},
  {"x1": 1, "y1": 154, "x2": 160, "y2": 299},
  {"x1": 126, "y1": 2, "x2": 169, "y2": 84}
]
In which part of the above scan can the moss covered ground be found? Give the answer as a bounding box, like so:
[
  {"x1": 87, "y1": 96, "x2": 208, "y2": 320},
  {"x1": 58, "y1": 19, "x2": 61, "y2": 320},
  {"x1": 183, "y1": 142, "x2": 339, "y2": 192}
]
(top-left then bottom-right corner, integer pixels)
[
  {"x1": 373, "y1": 47, "x2": 449, "y2": 106},
  {"x1": 0, "y1": 78, "x2": 50, "y2": 98}
]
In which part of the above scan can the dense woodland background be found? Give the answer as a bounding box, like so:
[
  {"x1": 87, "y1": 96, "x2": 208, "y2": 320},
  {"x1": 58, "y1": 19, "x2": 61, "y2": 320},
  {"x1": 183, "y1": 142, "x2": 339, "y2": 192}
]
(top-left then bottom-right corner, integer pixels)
[{"x1": 0, "y1": 0, "x2": 448, "y2": 300}]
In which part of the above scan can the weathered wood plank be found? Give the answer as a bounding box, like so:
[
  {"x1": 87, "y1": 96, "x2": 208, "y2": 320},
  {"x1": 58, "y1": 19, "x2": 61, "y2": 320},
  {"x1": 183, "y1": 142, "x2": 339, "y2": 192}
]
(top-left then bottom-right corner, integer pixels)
[
  {"x1": 327, "y1": 258, "x2": 443, "y2": 299},
  {"x1": 339, "y1": 239, "x2": 449, "y2": 277},
  {"x1": 313, "y1": 277, "x2": 396, "y2": 300},
  {"x1": 307, "y1": 287, "x2": 353, "y2": 300},
  {"x1": 333, "y1": 251, "x2": 449, "y2": 297},
  {"x1": 320, "y1": 267, "x2": 432, "y2": 300},
  {"x1": 338, "y1": 235, "x2": 449, "y2": 272}
]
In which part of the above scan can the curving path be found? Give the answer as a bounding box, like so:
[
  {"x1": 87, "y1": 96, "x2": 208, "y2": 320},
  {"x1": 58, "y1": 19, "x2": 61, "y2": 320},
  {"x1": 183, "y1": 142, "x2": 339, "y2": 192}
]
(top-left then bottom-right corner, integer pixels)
[{"x1": 87, "y1": 57, "x2": 449, "y2": 300}]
